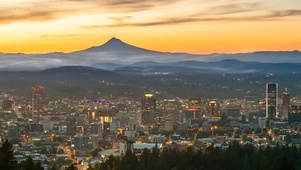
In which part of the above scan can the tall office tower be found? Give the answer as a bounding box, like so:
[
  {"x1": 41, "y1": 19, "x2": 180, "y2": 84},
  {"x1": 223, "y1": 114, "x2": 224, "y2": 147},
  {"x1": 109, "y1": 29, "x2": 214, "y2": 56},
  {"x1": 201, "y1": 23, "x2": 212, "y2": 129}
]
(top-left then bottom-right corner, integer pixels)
[
  {"x1": 32, "y1": 86, "x2": 44, "y2": 123},
  {"x1": 288, "y1": 105, "x2": 301, "y2": 124},
  {"x1": 142, "y1": 94, "x2": 156, "y2": 112},
  {"x1": 89, "y1": 122, "x2": 102, "y2": 138},
  {"x1": 281, "y1": 88, "x2": 290, "y2": 117},
  {"x1": 67, "y1": 113, "x2": 78, "y2": 135},
  {"x1": 209, "y1": 100, "x2": 219, "y2": 116},
  {"x1": 187, "y1": 98, "x2": 201, "y2": 119},
  {"x1": 188, "y1": 98, "x2": 201, "y2": 110},
  {"x1": 73, "y1": 135, "x2": 89, "y2": 150},
  {"x1": 244, "y1": 96, "x2": 260, "y2": 122},
  {"x1": 8, "y1": 124, "x2": 19, "y2": 139},
  {"x1": 98, "y1": 111, "x2": 114, "y2": 130},
  {"x1": 141, "y1": 94, "x2": 156, "y2": 124},
  {"x1": 266, "y1": 83, "x2": 278, "y2": 121},
  {"x1": 2, "y1": 98, "x2": 13, "y2": 111},
  {"x1": 163, "y1": 99, "x2": 179, "y2": 121},
  {"x1": 244, "y1": 96, "x2": 259, "y2": 114}
]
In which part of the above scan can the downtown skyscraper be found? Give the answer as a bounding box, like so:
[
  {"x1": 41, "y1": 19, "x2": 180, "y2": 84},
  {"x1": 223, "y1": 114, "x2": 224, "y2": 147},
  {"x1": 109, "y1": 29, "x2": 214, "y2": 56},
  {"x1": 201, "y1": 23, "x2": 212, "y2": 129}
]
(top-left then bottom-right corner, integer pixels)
[
  {"x1": 141, "y1": 94, "x2": 156, "y2": 124},
  {"x1": 266, "y1": 83, "x2": 278, "y2": 120},
  {"x1": 32, "y1": 86, "x2": 44, "y2": 123}
]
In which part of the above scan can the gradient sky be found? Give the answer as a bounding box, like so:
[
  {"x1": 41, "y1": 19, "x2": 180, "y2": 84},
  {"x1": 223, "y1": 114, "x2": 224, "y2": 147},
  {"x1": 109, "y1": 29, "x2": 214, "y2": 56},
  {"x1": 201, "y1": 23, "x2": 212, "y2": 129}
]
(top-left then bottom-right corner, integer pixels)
[{"x1": 1, "y1": 0, "x2": 301, "y2": 54}]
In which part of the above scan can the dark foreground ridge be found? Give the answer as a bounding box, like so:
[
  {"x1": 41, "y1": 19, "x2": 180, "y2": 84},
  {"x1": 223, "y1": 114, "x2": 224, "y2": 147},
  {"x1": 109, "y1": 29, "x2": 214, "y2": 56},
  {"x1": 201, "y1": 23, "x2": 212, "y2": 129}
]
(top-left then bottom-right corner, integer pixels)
[{"x1": 1, "y1": 139, "x2": 297, "y2": 170}]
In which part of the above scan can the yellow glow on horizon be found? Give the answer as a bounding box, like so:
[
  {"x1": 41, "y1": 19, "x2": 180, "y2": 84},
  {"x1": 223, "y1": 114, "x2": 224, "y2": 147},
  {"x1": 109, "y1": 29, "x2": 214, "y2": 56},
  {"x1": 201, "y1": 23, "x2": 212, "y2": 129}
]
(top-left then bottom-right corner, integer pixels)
[{"x1": 0, "y1": 0, "x2": 301, "y2": 54}]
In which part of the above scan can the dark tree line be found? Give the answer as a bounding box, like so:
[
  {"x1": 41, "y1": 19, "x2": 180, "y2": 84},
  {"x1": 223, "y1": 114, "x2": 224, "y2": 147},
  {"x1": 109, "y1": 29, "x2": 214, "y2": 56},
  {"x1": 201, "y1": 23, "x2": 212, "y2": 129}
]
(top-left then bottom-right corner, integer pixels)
[
  {"x1": 90, "y1": 142, "x2": 299, "y2": 170},
  {"x1": 0, "y1": 139, "x2": 49, "y2": 170},
  {"x1": 2, "y1": 138, "x2": 300, "y2": 170}
]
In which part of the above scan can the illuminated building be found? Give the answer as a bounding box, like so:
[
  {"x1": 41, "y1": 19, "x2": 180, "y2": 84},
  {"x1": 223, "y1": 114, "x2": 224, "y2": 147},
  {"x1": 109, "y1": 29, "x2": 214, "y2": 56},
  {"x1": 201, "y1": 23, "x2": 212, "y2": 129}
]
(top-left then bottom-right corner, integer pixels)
[
  {"x1": 141, "y1": 94, "x2": 156, "y2": 124},
  {"x1": 74, "y1": 135, "x2": 98, "y2": 150},
  {"x1": 40, "y1": 120, "x2": 54, "y2": 131},
  {"x1": 89, "y1": 122, "x2": 102, "y2": 138},
  {"x1": 88, "y1": 111, "x2": 96, "y2": 123},
  {"x1": 27, "y1": 123, "x2": 44, "y2": 132},
  {"x1": 115, "y1": 111, "x2": 130, "y2": 127},
  {"x1": 98, "y1": 110, "x2": 114, "y2": 129},
  {"x1": 67, "y1": 113, "x2": 78, "y2": 135},
  {"x1": 91, "y1": 99, "x2": 110, "y2": 110},
  {"x1": 164, "y1": 121, "x2": 174, "y2": 131},
  {"x1": 188, "y1": 98, "x2": 201, "y2": 110},
  {"x1": 266, "y1": 83, "x2": 278, "y2": 121},
  {"x1": 74, "y1": 135, "x2": 89, "y2": 150},
  {"x1": 226, "y1": 104, "x2": 241, "y2": 117},
  {"x1": 209, "y1": 101, "x2": 219, "y2": 116},
  {"x1": 2, "y1": 98, "x2": 13, "y2": 111},
  {"x1": 109, "y1": 122, "x2": 119, "y2": 133},
  {"x1": 8, "y1": 124, "x2": 19, "y2": 139},
  {"x1": 186, "y1": 98, "x2": 201, "y2": 119},
  {"x1": 244, "y1": 96, "x2": 260, "y2": 121},
  {"x1": 32, "y1": 86, "x2": 44, "y2": 123},
  {"x1": 142, "y1": 94, "x2": 156, "y2": 112},
  {"x1": 249, "y1": 112, "x2": 265, "y2": 124},
  {"x1": 281, "y1": 88, "x2": 290, "y2": 117},
  {"x1": 288, "y1": 105, "x2": 301, "y2": 124},
  {"x1": 163, "y1": 99, "x2": 179, "y2": 121},
  {"x1": 258, "y1": 117, "x2": 267, "y2": 129}
]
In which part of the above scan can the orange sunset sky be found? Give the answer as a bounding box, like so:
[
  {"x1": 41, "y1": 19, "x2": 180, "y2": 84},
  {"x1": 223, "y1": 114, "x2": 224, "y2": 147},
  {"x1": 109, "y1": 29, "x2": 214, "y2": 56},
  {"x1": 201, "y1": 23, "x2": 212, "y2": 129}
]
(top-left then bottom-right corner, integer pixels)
[{"x1": 1, "y1": 0, "x2": 301, "y2": 54}]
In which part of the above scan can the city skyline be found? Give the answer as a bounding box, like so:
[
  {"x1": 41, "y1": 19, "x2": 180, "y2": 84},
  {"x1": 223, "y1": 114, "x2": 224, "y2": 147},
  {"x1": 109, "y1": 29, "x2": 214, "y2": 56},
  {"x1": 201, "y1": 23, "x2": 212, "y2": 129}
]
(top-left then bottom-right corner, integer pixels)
[{"x1": 1, "y1": 0, "x2": 301, "y2": 54}]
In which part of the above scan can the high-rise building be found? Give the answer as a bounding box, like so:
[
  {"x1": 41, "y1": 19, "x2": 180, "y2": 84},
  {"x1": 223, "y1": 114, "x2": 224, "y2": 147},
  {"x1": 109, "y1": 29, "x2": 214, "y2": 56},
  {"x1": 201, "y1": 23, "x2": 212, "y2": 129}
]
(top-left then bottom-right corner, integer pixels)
[
  {"x1": 89, "y1": 122, "x2": 102, "y2": 137},
  {"x1": 32, "y1": 86, "x2": 44, "y2": 123},
  {"x1": 74, "y1": 135, "x2": 89, "y2": 150},
  {"x1": 98, "y1": 111, "x2": 114, "y2": 129},
  {"x1": 188, "y1": 98, "x2": 201, "y2": 110},
  {"x1": 244, "y1": 96, "x2": 260, "y2": 122},
  {"x1": 74, "y1": 135, "x2": 99, "y2": 150},
  {"x1": 187, "y1": 98, "x2": 202, "y2": 119},
  {"x1": 2, "y1": 98, "x2": 13, "y2": 111},
  {"x1": 163, "y1": 99, "x2": 179, "y2": 121},
  {"x1": 141, "y1": 94, "x2": 156, "y2": 124},
  {"x1": 208, "y1": 100, "x2": 219, "y2": 117},
  {"x1": 26, "y1": 123, "x2": 44, "y2": 132},
  {"x1": 67, "y1": 113, "x2": 78, "y2": 135},
  {"x1": 281, "y1": 88, "x2": 290, "y2": 117},
  {"x1": 266, "y1": 83, "x2": 278, "y2": 120},
  {"x1": 226, "y1": 104, "x2": 241, "y2": 117},
  {"x1": 288, "y1": 105, "x2": 301, "y2": 124},
  {"x1": 142, "y1": 94, "x2": 156, "y2": 112},
  {"x1": 8, "y1": 123, "x2": 19, "y2": 139}
]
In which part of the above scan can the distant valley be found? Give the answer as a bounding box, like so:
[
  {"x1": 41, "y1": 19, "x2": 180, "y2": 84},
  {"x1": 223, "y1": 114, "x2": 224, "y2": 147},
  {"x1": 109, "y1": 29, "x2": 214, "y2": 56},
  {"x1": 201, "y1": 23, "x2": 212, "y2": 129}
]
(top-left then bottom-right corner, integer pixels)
[
  {"x1": 1, "y1": 38, "x2": 301, "y2": 99},
  {"x1": 0, "y1": 37, "x2": 300, "y2": 71}
]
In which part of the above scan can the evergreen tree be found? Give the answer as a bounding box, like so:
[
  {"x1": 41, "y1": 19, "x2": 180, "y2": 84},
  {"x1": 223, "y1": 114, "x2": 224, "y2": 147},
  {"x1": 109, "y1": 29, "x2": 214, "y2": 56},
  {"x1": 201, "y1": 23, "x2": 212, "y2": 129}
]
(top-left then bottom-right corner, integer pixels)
[
  {"x1": 96, "y1": 141, "x2": 301, "y2": 170},
  {"x1": 0, "y1": 139, "x2": 18, "y2": 170},
  {"x1": 107, "y1": 155, "x2": 116, "y2": 170},
  {"x1": 139, "y1": 148, "x2": 150, "y2": 169},
  {"x1": 21, "y1": 156, "x2": 35, "y2": 170},
  {"x1": 274, "y1": 154, "x2": 295, "y2": 170},
  {"x1": 120, "y1": 149, "x2": 138, "y2": 170},
  {"x1": 36, "y1": 160, "x2": 44, "y2": 170}
]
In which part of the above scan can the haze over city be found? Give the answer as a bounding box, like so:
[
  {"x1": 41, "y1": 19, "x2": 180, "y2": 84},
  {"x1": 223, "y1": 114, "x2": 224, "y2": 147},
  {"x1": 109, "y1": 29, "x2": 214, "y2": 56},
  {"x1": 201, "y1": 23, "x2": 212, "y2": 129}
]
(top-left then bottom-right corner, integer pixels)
[{"x1": 1, "y1": 1, "x2": 301, "y2": 170}]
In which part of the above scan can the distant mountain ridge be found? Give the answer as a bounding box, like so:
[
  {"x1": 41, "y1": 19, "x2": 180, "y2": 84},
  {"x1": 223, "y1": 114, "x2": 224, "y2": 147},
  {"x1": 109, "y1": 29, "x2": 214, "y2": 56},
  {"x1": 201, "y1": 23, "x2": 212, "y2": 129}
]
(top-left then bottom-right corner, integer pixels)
[
  {"x1": 83, "y1": 37, "x2": 158, "y2": 53},
  {"x1": 0, "y1": 37, "x2": 301, "y2": 71}
]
